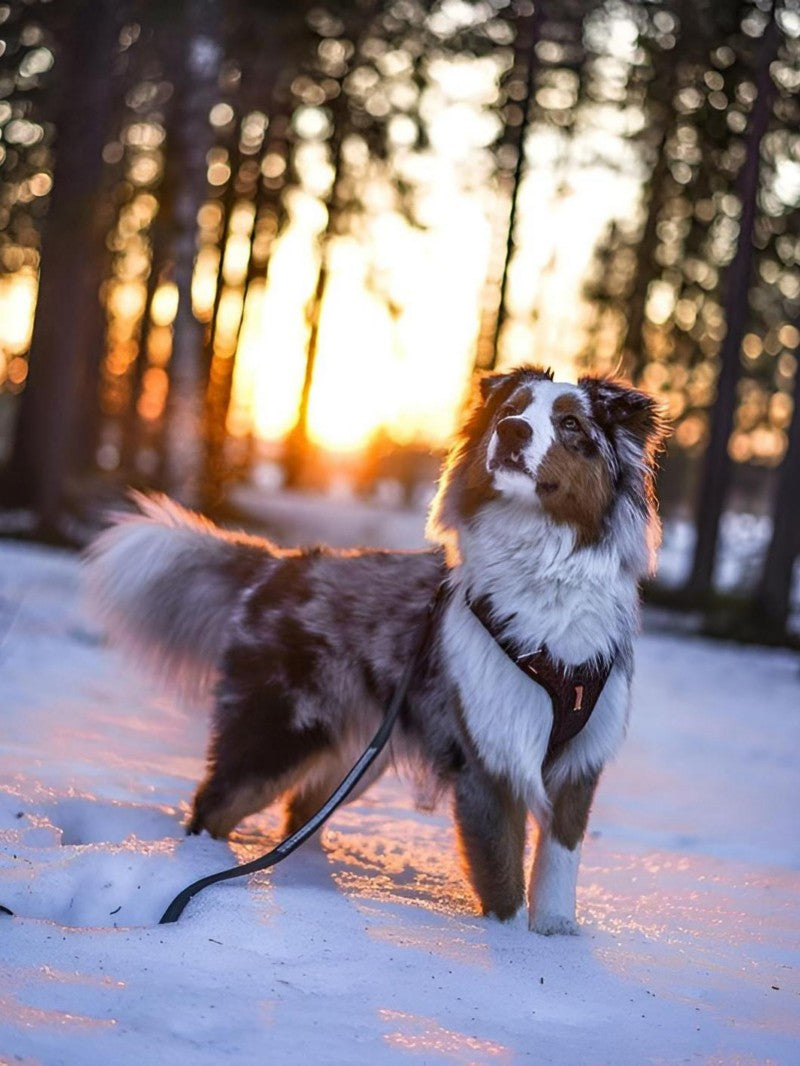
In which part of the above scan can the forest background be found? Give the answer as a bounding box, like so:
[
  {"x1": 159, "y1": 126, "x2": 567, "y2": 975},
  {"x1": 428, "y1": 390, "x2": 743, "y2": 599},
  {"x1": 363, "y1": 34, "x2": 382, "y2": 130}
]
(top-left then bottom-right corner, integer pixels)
[{"x1": 0, "y1": 0, "x2": 797, "y2": 644}]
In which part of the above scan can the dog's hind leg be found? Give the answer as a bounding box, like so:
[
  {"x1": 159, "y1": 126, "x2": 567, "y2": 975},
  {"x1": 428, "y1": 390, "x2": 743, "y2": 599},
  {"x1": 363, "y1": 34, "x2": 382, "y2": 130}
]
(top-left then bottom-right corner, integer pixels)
[
  {"x1": 187, "y1": 687, "x2": 332, "y2": 839},
  {"x1": 189, "y1": 773, "x2": 294, "y2": 839},
  {"x1": 283, "y1": 743, "x2": 389, "y2": 837},
  {"x1": 453, "y1": 761, "x2": 526, "y2": 920},
  {"x1": 528, "y1": 770, "x2": 599, "y2": 935}
]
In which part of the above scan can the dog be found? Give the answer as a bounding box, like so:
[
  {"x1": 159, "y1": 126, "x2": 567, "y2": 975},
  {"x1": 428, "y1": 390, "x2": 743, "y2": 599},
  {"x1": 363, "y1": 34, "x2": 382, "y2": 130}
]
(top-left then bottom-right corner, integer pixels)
[{"x1": 86, "y1": 365, "x2": 666, "y2": 934}]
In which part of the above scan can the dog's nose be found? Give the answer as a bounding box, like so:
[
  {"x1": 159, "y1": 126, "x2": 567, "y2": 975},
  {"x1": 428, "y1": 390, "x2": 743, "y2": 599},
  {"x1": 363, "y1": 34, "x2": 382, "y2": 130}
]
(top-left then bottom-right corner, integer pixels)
[{"x1": 496, "y1": 416, "x2": 532, "y2": 450}]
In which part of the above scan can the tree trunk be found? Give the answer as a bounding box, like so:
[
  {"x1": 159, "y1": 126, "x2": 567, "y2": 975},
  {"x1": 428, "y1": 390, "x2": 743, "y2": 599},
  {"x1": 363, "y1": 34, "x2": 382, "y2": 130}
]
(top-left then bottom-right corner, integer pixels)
[
  {"x1": 158, "y1": 0, "x2": 222, "y2": 508},
  {"x1": 119, "y1": 42, "x2": 185, "y2": 481},
  {"x1": 4, "y1": 0, "x2": 118, "y2": 532},
  {"x1": 202, "y1": 180, "x2": 282, "y2": 511},
  {"x1": 119, "y1": 206, "x2": 171, "y2": 476},
  {"x1": 475, "y1": 2, "x2": 542, "y2": 372},
  {"x1": 749, "y1": 318, "x2": 800, "y2": 638},
  {"x1": 281, "y1": 0, "x2": 382, "y2": 488},
  {"x1": 619, "y1": 98, "x2": 675, "y2": 381},
  {"x1": 282, "y1": 106, "x2": 350, "y2": 489},
  {"x1": 282, "y1": 259, "x2": 328, "y2": 489},
  {"x1": 684, "y1": 12, "x2": 779, "y2": 599}
]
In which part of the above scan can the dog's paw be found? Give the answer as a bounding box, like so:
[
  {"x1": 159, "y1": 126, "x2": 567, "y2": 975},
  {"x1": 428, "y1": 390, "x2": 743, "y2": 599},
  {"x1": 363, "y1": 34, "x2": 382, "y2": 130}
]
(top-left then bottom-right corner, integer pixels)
[
  {"x1": 529, "y1": 913, "x2": 580, "y2": 937},
  {"x1": 485, "y1": 903, "x2": 527, "y2": 925}
]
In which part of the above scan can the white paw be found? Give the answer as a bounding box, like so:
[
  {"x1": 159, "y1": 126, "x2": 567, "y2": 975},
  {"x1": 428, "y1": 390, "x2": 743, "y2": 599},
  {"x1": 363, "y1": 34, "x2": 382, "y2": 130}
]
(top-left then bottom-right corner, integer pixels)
[{"x1": 529, "y1": 912, "x2": 580, "y2": 936}]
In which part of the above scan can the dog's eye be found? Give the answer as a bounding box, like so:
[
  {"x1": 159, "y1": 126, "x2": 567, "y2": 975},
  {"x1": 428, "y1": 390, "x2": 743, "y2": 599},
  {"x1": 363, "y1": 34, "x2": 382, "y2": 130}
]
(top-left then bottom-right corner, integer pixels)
[
  {"x1": 561, "y1": 415, "x2": 580, "y2": 431},
  {"x1": 498, "y1": 403, "x2": 516, "y2": 418}
]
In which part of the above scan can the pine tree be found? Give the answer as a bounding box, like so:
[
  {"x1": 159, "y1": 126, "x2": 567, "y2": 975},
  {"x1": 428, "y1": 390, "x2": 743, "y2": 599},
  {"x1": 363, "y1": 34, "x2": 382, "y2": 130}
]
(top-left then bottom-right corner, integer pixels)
[
  {"x1": 686, "y1": 8, "x2": 780, "y2": 598},
  {"x1": 6, "y1": 0, "x2": 119, "y2": 534}
]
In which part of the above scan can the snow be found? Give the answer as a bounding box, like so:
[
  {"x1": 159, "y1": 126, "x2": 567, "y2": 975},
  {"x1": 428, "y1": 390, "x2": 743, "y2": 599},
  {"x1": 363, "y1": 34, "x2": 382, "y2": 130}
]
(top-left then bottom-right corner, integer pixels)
[{"x1": 1, "y1": 532, "x2": 799, "y2": 1065}]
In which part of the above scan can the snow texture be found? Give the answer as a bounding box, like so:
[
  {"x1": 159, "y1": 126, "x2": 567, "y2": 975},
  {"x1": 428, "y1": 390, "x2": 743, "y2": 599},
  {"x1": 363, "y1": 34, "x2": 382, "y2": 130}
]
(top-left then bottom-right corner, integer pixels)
[{"x1": 1, "y1": 532, "x2": 799, "y2": 1065}]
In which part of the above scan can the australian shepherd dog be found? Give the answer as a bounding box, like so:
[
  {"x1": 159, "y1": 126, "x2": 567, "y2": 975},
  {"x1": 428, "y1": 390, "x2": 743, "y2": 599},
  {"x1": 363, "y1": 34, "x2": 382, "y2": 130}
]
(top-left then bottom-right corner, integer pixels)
[{"x1": 87, "y1": 365, "x2": 666, "y2": 934}]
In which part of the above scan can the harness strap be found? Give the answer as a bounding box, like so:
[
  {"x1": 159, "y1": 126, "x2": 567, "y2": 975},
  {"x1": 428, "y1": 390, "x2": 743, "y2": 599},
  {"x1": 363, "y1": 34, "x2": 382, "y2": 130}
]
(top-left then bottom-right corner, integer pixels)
[
  {"x1": 159, "y1": 580, "x2": 449, "y2": 924},
  {"x1": 466, "y1": 594, "x2": 615, "y2": 759}
]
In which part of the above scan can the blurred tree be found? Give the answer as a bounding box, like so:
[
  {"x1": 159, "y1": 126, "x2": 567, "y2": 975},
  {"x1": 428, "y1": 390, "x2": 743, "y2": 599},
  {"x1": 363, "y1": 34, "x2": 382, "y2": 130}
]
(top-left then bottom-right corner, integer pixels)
[
  {"x1": 582, "y1": 0, "x2": 798, "y2": 630},
  {"x1": 117, "y1": 9, "x2": 185, "y2": 482},
  {"x1": 486, "y1": 0, "x2": 602, "y2": 372},
  {"x1": 0, "y1": 1, "x2": 57, "y2": 290},
  {"x1": 200, "y1": 0, "x2": 311, "y2": 507},
  {"x1": 4, "y1": 0, "x2": 119, "y2": 535},
  {"x1": 282, "y1": 2, "x2": 374, "y2": 489},
  {"x1": 615, "y1": 0, "x2": 714, "y2": 380},
  {"x1": 686, "y1": 4, "x2": 780, "y2": 599},
  {"x1": 749, "y1": 317, "x2": 800, "y2": 637},
  {"x1": 475, "y1": 0, "x2": 541, "y2": 371},
  {"x1": 155, "y1": 0, "x2": 223, "y2": 508}
]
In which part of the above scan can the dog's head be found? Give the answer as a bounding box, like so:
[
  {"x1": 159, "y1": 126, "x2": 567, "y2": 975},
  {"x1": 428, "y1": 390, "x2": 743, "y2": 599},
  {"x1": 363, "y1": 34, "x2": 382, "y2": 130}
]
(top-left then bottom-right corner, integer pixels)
[{"x1": 427, "y1": 365, "x2": 668, "y2": 573}]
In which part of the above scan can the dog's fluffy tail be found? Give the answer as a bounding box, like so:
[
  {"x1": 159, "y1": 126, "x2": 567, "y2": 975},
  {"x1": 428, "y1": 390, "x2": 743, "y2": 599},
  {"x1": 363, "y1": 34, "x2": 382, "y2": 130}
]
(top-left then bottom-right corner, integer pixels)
[{"x1": 85, "y1": 492, "x2": 277, "y2": 697}]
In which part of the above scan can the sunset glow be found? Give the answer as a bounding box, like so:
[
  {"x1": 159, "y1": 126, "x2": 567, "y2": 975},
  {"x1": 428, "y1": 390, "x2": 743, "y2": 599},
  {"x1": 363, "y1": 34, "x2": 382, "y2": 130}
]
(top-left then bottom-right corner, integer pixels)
[
  {"x1": 0, "y1": 271, "x2": 37, "y2": 393},
  {"x1": 0, "y1": 13, "x2": 651, "y2": 460},
  {"x1": 0, "y1": 147, "x2": 630, "y2": 455},
  {"x1": 2, "y1": 6, "x2": 796, "y2": 473}
]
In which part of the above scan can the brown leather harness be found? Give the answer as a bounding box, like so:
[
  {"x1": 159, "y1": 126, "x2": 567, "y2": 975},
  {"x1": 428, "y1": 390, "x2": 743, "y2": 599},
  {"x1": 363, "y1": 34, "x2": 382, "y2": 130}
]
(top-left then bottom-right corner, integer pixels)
[{"x1": 466, "y1": 593, "x2": 616, "y2": 760}]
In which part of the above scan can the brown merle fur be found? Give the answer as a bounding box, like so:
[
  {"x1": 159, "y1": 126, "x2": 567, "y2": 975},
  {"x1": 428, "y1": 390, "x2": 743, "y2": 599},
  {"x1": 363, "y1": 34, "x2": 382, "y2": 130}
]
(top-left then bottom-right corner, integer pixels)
[
  {"x1": 548, "y1": 771, "x2": 600, "y2": 851},
  {"x1": 536, "y1": 394, "x2": 615, "y2": 546}
]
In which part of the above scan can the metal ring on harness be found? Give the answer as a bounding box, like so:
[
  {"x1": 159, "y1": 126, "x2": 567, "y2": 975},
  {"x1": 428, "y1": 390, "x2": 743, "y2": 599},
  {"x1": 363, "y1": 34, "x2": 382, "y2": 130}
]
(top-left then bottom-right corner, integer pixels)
[{"x1": 159, "y1": 581, "x2": 448, "y2": 925}]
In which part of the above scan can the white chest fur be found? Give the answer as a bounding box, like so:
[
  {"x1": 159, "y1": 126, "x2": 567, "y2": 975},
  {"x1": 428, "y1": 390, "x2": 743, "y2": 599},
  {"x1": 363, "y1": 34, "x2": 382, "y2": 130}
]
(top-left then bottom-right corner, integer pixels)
[
  {"x1": 443, "y1": 510, "x2": 636, "y2": 820},
  {"x1": 443, "y1": 597, "x2": 554, "y2": 819},
  {"x1": 443, "y1": 596, "x2": 631, "y2": 821},
  {"x1": 458, "y1": 504, "x2": 636, "y2": 665}
]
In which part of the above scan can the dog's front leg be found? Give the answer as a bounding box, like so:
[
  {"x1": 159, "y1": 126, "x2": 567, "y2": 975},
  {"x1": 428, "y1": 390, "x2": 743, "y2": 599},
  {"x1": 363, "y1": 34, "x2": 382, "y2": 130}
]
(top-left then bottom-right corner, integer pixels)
[
  {"x1": 454, "y1": 761, "x2": 526, "y2": 921},
  {"x1": 528, "y1": 771, "x2": 599, "y2": 935}
]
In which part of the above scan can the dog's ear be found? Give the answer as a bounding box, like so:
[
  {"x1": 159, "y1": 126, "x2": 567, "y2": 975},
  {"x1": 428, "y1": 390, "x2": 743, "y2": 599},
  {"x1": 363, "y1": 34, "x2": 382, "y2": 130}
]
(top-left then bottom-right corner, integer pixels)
[
  {"x1": 479, "y1": 372, "x2": 514, "y2": 404},
  {"x1": 579, "y1": 376, "x2": 669, "y2": 453},
  {"x1": 479, "y1": 365, "x2": 553, "y2": 404}
]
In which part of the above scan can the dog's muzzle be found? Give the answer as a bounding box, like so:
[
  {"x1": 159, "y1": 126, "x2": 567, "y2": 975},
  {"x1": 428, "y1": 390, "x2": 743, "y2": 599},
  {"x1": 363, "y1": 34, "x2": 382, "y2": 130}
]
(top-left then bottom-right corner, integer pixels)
[{"x1": 489, "y1": 416, "x2": 533, "y2": 475}]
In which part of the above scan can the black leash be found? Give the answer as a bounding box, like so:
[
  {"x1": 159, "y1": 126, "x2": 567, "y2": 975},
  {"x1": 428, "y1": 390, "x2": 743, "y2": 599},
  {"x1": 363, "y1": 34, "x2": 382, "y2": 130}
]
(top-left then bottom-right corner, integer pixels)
[{"x1": 159, "y1": 581, "x2": 447, "y2": 924}]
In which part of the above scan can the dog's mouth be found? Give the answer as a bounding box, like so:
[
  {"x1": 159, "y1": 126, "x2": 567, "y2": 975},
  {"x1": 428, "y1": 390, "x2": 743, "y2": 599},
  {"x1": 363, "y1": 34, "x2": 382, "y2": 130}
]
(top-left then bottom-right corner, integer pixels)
[
  {"x1": 487, "y1": 442, "x2": 562, "y2": 496},
  {"x1": 488, "y1": 452, "x2": 533, "y2": 479}
]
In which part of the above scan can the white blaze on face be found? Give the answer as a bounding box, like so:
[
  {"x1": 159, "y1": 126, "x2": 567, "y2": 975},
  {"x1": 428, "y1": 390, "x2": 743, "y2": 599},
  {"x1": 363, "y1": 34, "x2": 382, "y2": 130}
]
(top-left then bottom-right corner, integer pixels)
[{"x1": 487, "y1": 380, "x2": 584, "y2": 496}]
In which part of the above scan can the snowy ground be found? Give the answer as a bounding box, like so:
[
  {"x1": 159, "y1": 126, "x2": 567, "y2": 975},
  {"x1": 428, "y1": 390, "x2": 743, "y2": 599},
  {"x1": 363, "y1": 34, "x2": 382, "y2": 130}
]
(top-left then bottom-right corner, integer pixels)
[{"x1": 1, "y1": 528, "x2": 799, "y2": 1065}]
